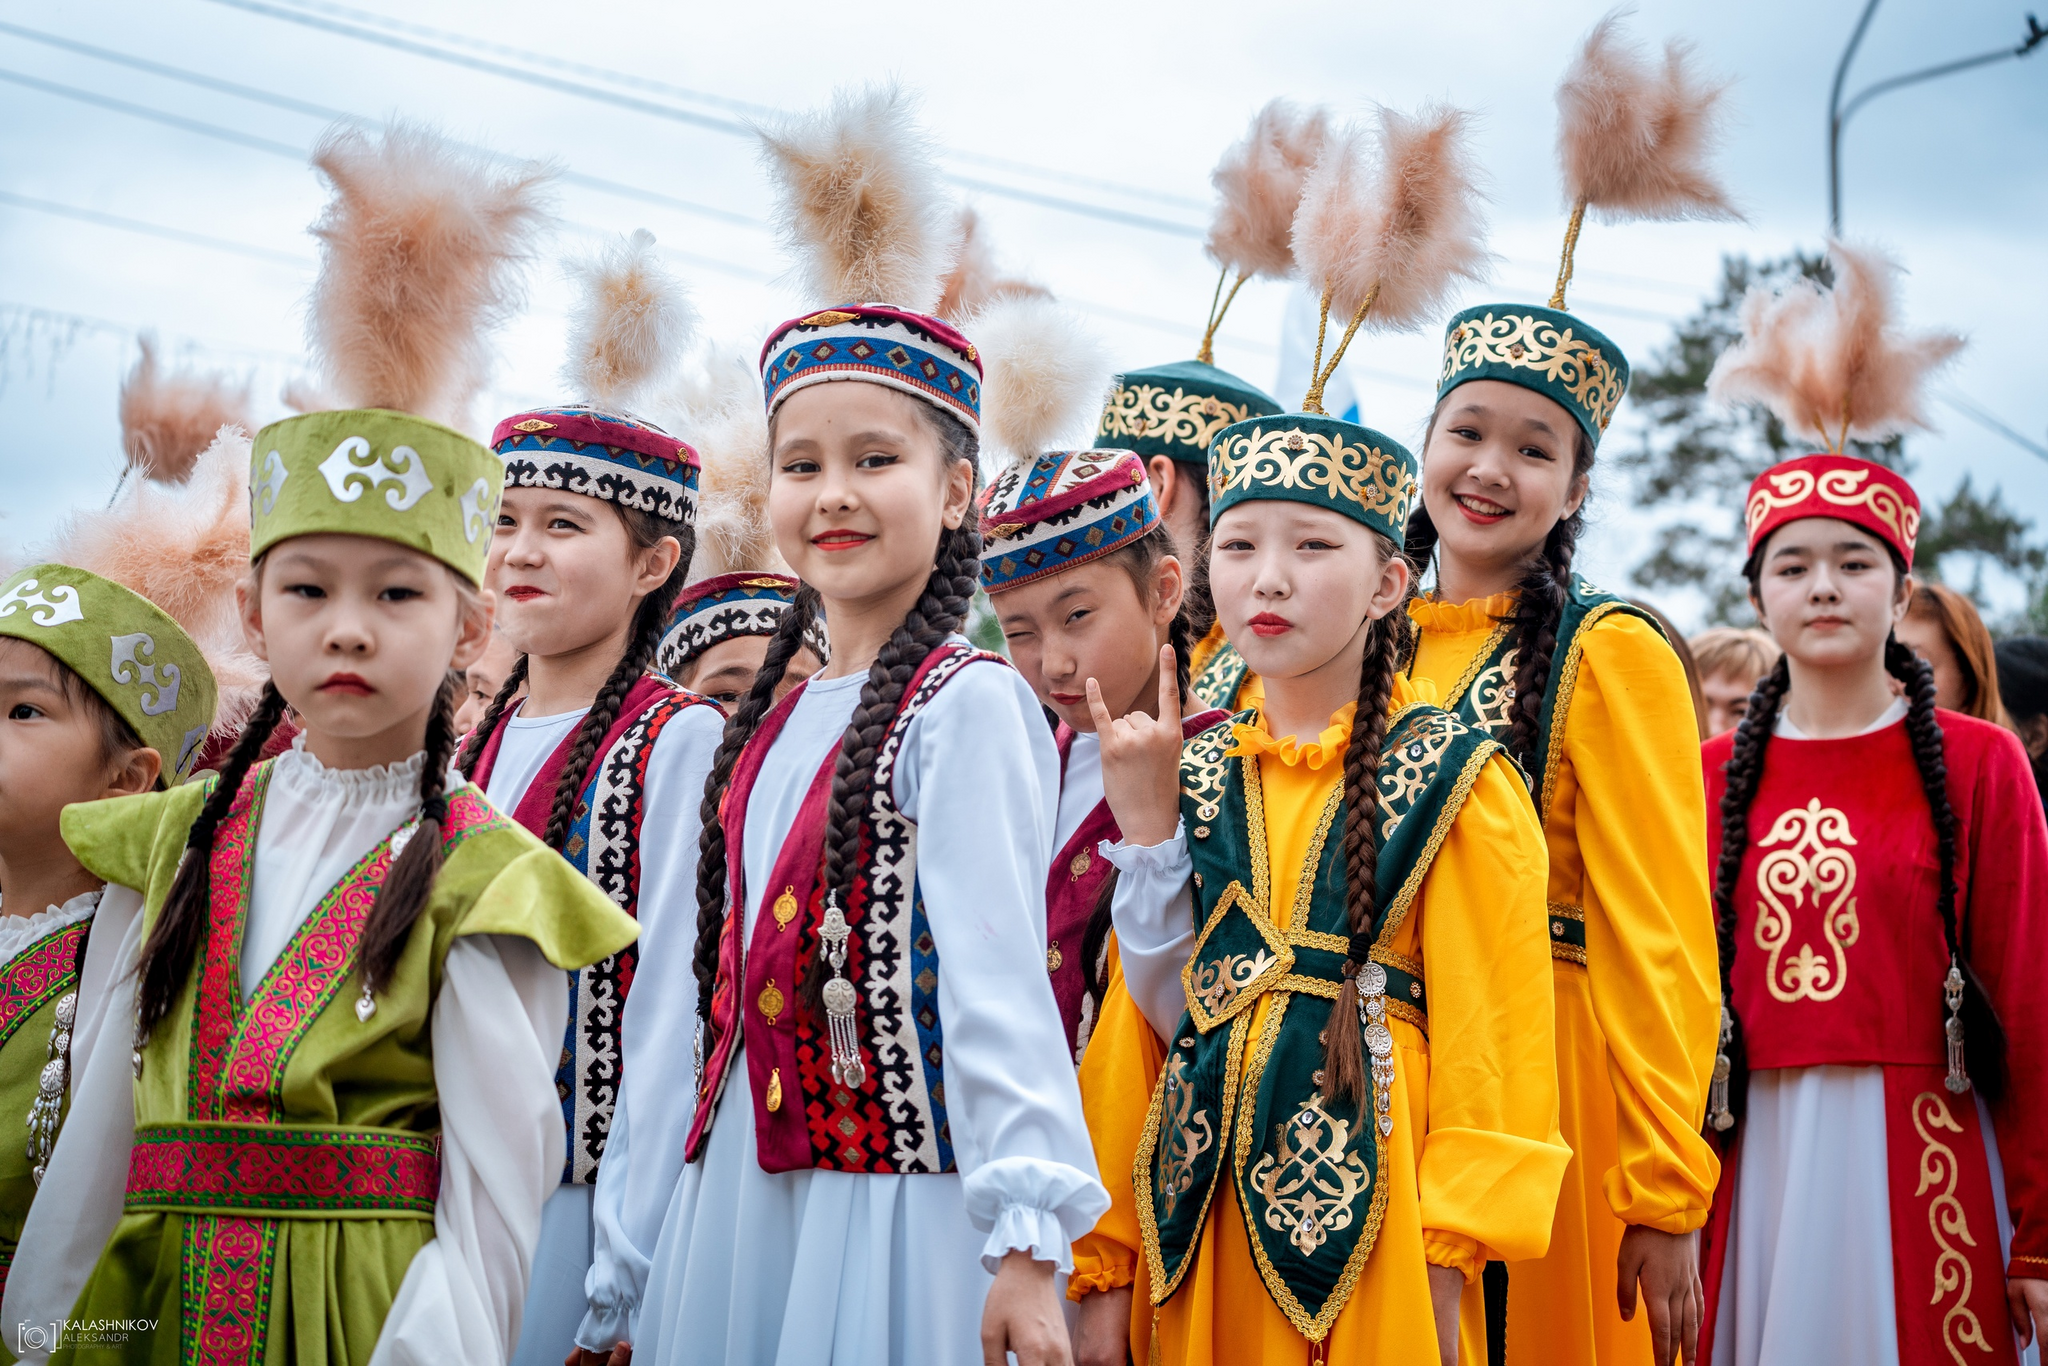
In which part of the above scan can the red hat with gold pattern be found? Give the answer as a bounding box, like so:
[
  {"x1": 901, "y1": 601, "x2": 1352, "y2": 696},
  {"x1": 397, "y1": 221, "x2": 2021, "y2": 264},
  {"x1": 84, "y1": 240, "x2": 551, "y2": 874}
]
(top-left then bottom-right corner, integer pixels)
[{"x1": 1744, "y1": 454, "x2": 1921, "y2": 567}]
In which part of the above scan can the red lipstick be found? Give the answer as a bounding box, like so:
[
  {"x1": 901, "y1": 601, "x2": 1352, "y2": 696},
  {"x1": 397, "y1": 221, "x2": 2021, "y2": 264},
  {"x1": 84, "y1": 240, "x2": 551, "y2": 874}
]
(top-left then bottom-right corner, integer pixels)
[
  {"x1": 812, "y1": 530, "x2": 873, "y2": 552},
  {"x1": 1248, "y1": 612, "x2": 1293, "y2": 638},
  {"x1": 503, "y1": 585, "x2": 546, "y2": 602},
  {"x1": 318, "y1": 672, "x2": 374, "y2": 696},
  {"x1": 1452, "y1": 492, "x2": 1511, "y2": 526}
]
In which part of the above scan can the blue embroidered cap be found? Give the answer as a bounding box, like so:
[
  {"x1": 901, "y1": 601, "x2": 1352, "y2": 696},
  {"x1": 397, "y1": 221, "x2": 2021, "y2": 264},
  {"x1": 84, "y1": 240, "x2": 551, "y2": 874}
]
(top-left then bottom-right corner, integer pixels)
[
  {"x1": 492, "y1": 405, "x2": 701, "y2": 525},
  {"x1": 978, "y1": 449, "x2": 1159, "y2": 593},
  {"x1": 656, "y1": 571, "x2": 829, "y2": 679},
  {"x1": 760, "y1": 305, "x2": 981, "y2": 433}
]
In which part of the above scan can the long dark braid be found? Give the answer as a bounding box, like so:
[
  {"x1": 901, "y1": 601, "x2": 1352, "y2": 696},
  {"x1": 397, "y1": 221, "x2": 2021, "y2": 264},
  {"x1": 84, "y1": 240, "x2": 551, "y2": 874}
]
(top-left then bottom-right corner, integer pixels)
[
  {"x1": 1326, "y1": 589, "x2": 1408, "y2": 1103},
  {"x1": 691, "y1": 585, "x2": 823, "y2": 1019},
  {"x1": 454, "y1": 654, "x2": 529, "y2": 774},
  {"x1": 358, "y1": 670, "x2": 462, "y2": 994},
  {"x1": 803, "y1": 517, "x2": 980, "y2": 1013},
  {"x1": 1886, "y1": 634, "x2": 2007, "y2": 1099},
  {"x1": 540, "y1": 518, "x2": 695, "y2": 850},
  {"x1": 135, "y1": 681, "x2": 290, "y2": 1033},
  {"x1": 1500, "y1": 515, "x2": 1578, "y2": 772},
  {"x1": 1707, "y1": 655, "x2": 1789, "y2": 1127}
]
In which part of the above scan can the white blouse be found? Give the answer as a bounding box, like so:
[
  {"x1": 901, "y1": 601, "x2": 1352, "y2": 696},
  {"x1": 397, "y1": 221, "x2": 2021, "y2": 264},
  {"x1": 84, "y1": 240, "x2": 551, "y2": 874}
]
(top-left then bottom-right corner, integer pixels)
[
  {"x1": 613, "y1": 645, "x2": 1109, "y2": 1364},
  {"x1": 1, "y1": 741, "x2": 568, "y2": 1366}
]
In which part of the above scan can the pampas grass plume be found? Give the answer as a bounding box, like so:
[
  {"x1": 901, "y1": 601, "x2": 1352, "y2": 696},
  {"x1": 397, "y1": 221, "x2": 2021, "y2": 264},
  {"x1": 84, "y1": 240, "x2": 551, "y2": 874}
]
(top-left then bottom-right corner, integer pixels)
[
  {"x1": 936, "y1": 209, "x2": 1050, "y2": 323},
  {"x1": 759, "y1": 85, "x2": 955, "y2": 312},
  {"x1": 1557, "y1": 11, "x2": 1739, "y2": 223},
  {"x1": 119, "y1": 335, "x2": 252, "y2": 484},
  {"x1": 969, "y1": 294, "x2": 1112, "y2": 467},
  {"x1": 565, "y1": 228, "x2": 698, "y2": 409},
  {"x1": 1207, "y1": 99, "x2": 1331, "y2": 280}
]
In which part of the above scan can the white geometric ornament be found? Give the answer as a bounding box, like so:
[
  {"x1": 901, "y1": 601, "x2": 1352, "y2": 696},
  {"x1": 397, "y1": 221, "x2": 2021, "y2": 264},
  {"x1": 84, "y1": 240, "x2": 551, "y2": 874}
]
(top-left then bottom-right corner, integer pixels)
[
  {"x1": 0, "y1": 579, "x2": 84, "y2": 628},
  {"x1": 318, "y1": 436, "x2": 432, "y2": 512},
  {"x1": 109, "y1": 632, "x2": 181, "y2": 715}
]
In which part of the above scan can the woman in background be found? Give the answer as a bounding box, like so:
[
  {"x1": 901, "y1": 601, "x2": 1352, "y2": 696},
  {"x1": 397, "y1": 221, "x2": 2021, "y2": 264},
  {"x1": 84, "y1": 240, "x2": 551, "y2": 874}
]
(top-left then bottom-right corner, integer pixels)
[{"x1": 1896, "y1": 581, "x2": 2008, "y2": 723}]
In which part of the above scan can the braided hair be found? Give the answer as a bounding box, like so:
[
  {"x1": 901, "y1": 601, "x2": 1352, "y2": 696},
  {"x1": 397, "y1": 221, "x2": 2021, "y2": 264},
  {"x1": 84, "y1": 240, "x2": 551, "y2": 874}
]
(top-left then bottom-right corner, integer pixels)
[
  {"x1": 691, "y1": 400, "x2": 982, "y2": 1027},
  {"x1": 1406, "y1": 405, "x2": 1595, "y2": 772},
  {"x1": 357, "y1": 670, "x2": 464, "y2": 994},
  {"x1": 136, "y1": 681, "x2": 291, "y2": 1033},
  {"x1": 1709, "y1": 559, "x2": 2009, "y2": 1124},
  {"x1": 1326, "y1": 577, "x2": 1410, "y2": 1103},
  {"x1": 454, "y1": 507, "x2": 695, "y2": 853}
]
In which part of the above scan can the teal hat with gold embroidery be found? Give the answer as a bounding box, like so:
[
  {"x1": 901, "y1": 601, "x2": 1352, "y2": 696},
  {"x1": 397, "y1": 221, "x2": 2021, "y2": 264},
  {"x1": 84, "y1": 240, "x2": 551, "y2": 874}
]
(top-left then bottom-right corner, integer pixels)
[
  {"x1": 0, "y1": 563, "x2": 219, "y2": 782},
  {"x1": 1094, "y1": 360, "x2": 1282, "y2": 468},
  {"x1": 1208, "y1": 415, "x2": 1418, "y2": 545},
  {"x1": 255, "y1": 121, "x2": 552, "y2": 582},
  {"x1": 1436, "y1": 306, "x2": 1627, "y2": 448},
  {"x1": 249, "y1": 410, "x2": 502, "y2": 584}
]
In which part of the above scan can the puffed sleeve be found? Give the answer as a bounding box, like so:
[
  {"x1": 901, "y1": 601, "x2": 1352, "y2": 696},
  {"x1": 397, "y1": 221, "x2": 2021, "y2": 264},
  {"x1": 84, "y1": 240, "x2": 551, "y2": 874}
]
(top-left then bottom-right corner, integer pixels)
[
  {"x1": 1417, "y1": 751, "x2": 1572, "y2": 1275},
  {"x1": 1955, "y1": 724, "x2": 2048, "y2": 1273},
  {"x1": 894, "y1": 656, "x2": 1110, "y2": 1271},
  {"x1": 1563, "y1": 613, "x2": 1722, "y2": 1232},
  {"x1": 369, "y1": 933, "x2": 567, "y2": 1366},
  {"x1": 0, "y1": 890, "x2": 147, "y2": 1365},
  {"x1": 1100, "y1": 822, "x2": 1196, "y2": 1039},
  {"x1": 575, "y1": 703, "x2": 724, "y2": 1353},
  {"x1": 1069, "y1": 939, "x2": 1166, "y2": 1302}
]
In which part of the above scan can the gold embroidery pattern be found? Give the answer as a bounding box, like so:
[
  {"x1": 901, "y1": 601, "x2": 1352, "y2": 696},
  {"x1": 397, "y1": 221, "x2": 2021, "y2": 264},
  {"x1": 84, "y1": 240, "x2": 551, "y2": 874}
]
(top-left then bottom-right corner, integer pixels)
[
  {"x1": 1744, "y1": 464, "x2": 1921, "y2": 556},
  {"x1": 1181, "y1": 881, "x2": 1292, "y2": 1032},
  {"x1": 1377, "y1": 710, "x2": 1457, "y2": 836},
  {"x1": 1754, "y1": 798, "x2": 1861, "y2": 1003},
  {"x1": 1911, "y1": 1091, "x2": 1994, "y2": 1364},
  {"x1": 1441, "y1": 311, "x2": 1624, "y2": 432},
  {"x1": 1248, "y1": 1096, "x2": 1372, "y2": 1256},
  {"x1": 1467, "y1": 649, "x2": 1519, "y2": 738},
  {"x1": 1179, "y1": 716, "x2": 1239, "y2": 824},
  {"x1": 1153, "y1": 1051, "x2": 1217, "y2": 1222},
  {"x1": 1209, "y1": 426, "x2": 1417, "y2": 528},
  {"x1": 1188, "y1": 949, "x2": 1282, "y2": 1017},
  {"x1": 1099, "y1": 383, "x2": 1254, "y2": 453}
]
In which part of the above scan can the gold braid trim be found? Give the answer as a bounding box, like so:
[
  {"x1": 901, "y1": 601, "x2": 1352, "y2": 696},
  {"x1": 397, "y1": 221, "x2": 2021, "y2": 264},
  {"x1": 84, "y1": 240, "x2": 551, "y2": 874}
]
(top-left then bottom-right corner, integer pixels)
[{"x1": 1138, "y1": 1011, "x2": 1253, "y2": 1305}]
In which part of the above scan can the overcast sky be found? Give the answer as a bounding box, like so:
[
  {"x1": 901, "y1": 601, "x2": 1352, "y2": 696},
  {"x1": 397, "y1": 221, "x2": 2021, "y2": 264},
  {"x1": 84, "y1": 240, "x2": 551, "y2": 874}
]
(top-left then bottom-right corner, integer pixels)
[{"x1": 3, "y1": 0, "x2": 2043, "y2": 629}]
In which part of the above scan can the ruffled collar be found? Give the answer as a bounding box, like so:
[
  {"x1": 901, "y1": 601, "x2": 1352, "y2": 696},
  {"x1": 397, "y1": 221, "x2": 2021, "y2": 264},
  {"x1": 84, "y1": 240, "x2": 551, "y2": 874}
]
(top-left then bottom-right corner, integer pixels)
[
  {"x1": 273, "y1": 732, "x2": 428, "y2": 807},
  {"x1": 1407, "y1": 590, "x2": 1517, "y2": 634},
  {"x1": 0, "y1": 886, "x2": 102, "y2": 967},
  {"x1": 1226, "y1": 702, "x2": 1357, "y2": 770}
]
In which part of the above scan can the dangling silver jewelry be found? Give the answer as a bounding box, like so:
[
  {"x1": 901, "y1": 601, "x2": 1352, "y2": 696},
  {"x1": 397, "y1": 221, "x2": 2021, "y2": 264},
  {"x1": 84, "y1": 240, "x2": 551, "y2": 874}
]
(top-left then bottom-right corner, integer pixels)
[
  {"x1": 27, "y1": 991, "x2": 78, "y2": 1185},
  {"x1": 818, "y1": 890, "x2": 864, "y2": 1088},
  {"x1": 1943, "y1": 960, "x2": 1970, "y2": 1094},
  {"x1": 1708, "y1": 1004, "x2": 1737, "y2": 1131},
  {"x1": 1357, "y1": 960, "x2": 1396, "y2": 1139},
  {"x1": 356, "y1": 980, "x2": 378, "y2": 1023}
]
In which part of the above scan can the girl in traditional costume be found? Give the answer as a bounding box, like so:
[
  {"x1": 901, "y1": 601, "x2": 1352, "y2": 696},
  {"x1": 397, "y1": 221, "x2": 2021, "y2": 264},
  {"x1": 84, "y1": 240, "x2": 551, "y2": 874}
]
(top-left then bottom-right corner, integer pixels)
[
  {"x1": 1076, "y1": 101, "x2": 1567, "y2": 1366},
  {"x1": 0, "y1": 566, "x2": 216, "y2": 1321},
  {"x1": 592, "y1": 88, "x2": 1105, "y2": 1366},
  {"x1": 9, "y1": 122, "x2": 638, "y2": 1366},
  {"x1": 1696, "y1": 240, "x2": 2048, "y2": 1364},
  {"x1": 452, "y1": 229, "x2": 727, "y2": 1366},
  {"x1": 1401, "y1": 19, "x2": 1739, "y2": 1364}
]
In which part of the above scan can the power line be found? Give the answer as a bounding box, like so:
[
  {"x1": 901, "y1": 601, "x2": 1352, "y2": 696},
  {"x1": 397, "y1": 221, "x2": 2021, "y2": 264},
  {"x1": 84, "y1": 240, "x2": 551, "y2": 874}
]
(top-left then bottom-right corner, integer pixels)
[
  {"x1": 0, "y1": 188, "x2": 312, "y2": 267},
  {"x1": 1941, "y1": 391, "x2": 2048, "y2": 465},
  {"x1": 198, "y1": 0, "x2": 1213, "y2": 237},
  {"x1": 0, "y1": 65, "x2": 303, "y2": 159}
]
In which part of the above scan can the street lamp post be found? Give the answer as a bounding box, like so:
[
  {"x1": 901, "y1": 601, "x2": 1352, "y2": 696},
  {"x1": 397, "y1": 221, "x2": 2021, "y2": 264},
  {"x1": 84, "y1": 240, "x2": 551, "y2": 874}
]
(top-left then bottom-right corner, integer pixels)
[{"x1": 1828, "y1": 1, "x2": 2047, "y2": 235}]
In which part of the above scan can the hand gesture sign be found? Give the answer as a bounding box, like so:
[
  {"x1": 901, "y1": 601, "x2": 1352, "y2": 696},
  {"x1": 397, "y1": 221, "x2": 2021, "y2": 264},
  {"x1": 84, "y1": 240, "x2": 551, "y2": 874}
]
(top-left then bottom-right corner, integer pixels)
[{"x1": 1085, "y1": 644, "x2": 1184, "y2": 849}]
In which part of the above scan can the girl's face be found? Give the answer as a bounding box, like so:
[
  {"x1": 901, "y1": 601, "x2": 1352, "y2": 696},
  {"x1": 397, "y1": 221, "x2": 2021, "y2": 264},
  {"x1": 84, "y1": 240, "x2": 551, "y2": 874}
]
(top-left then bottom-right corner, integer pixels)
[
  {"x1": 680, "y1": 636, "x2": 823, "y2": 706},
  {"x1": 0, "y1": 639, "x2": 159, "y2": 864},
  {"x1": 768, "y1": 383, "x2": 973, "y2": 609},
  {"x1": 1208, "y1": 500, "x2": 1408, "y2": 681},
  {"x1": 1422, "y1": 379, "x2": 1587, "y2": 588},
  {"x1": 1751, "y1": 517, "x2": 1908, "y2": 671},
  {"x1": 489, "y1": 489, "x2": 679, "y2": 659},
  {"x1": 995, "y1": 553, "x2": 1184, "y2": 732},
  {"x1": 1894, "y1": 607, "x2": 1968, "y2": 711},
  {"x1": 239, "y1": 534, "x2": 489, "y2": 746}
]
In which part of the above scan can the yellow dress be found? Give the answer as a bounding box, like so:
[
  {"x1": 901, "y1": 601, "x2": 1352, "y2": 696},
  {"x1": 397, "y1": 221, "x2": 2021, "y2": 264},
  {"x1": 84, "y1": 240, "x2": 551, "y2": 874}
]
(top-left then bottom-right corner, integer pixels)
[
  {"x1": 1077, "y1": 677, "x2": 1568, "y2": 1364},
  {"x1": 1407, "y1": 593, "x2": 1719, "y2": 1366}
]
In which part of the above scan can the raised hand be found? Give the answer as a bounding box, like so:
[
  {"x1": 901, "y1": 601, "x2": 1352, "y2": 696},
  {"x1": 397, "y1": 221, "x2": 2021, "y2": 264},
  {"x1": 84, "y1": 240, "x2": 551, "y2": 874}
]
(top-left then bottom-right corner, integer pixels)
[{"x1": 1085, "y1": 643, "x2": 1184, "y2": 848}]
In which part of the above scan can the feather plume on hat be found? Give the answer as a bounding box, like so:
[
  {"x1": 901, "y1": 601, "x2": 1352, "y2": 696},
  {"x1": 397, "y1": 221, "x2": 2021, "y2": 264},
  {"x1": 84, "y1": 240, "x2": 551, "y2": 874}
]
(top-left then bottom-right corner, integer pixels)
[
  {"x1": 758, "y1": 85, "x2": 956, "y2": 314},
  {"x1": 307, "y1": 121, "x2": 555, "y2": 429},
  {"x1": 564, "y1": 228, "x2": 698, "y2": 410},
  {"x1": 666, "y1": 341, "x2": 780, "y2": 580},
  {"x1": 1198, "y1": 99, "x2": 1332, "y2": 362},
  {"x1": 935, "y1": 208, "x2": 1050, "y2": 324},
  {"x1": 1707, "y1": 240, "x2": 1964, "y2": 453},
  {"x1": 118, "y1": 336, "x2": 253, "y2": 485},
  {"x1": 1289, "y1": 103, "x2": 1489, "y2": 413},
  {"x1": 40, "y1": 431, "x2": 267, "y2": 740},
  {"x1": 1550, "y1": 10, "x2": 1739, "y2": 307},
  {"x1": 969, "y1": 294, "x2": 1113, "y2": 469}
]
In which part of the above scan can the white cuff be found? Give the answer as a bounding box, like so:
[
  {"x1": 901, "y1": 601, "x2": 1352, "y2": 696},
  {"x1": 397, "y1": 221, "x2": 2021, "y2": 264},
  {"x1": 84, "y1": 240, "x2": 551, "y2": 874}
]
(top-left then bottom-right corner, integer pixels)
[
  {"x1": 1102, "y1": 824, "x2": 1196, "y2": 1038},
  {"x1": 962, "y1": 1156, "x2": 1112, "y2": 1275},
  {"x1": 574, "y1": 1300, "x2": 630, "y2": 1355}
]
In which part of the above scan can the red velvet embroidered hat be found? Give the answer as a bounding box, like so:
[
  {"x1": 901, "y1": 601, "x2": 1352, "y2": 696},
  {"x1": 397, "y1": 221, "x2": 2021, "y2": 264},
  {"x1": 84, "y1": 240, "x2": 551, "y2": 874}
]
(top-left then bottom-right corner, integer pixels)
[{"x1": 1709, "y1": 240, "x2": 1964, "y2": 572}]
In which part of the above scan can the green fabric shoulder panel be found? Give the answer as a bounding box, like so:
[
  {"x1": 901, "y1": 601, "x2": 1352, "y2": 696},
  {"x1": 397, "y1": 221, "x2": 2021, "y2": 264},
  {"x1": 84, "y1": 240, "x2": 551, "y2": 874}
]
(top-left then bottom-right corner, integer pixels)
[
  {"x1": 452, "y1": 832, "x2": 639, "y2": 971},
  {"x1": 59, "y1": 779, "x2": 211, "y2": 904}
]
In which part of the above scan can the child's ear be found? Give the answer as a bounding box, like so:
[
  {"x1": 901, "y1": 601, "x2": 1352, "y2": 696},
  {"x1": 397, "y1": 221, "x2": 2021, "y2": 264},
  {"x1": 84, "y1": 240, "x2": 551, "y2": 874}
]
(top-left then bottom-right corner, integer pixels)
[
  {"x1": 106, "y1": 746, "x2": 164, "y2": 798},
  {"x1": 1154, "y1": 555, "x2": 1186, "y2": 626},
  {"x1": 449, "y1": 592, "x2": 494, "y2": 673},
  {"x1": 939, "y1": 457, "x2": 976, "y2": 531},
  {"x1": 236, "y1": 576, "x2": 270, "y2": 663}
]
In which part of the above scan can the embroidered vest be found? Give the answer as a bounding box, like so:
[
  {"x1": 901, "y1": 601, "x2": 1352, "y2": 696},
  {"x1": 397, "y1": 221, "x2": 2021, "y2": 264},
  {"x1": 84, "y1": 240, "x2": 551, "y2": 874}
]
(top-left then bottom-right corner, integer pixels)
[
  {"x1": 1049, "y1": 710, "x2": 1229, "y2": 1063},
  {"x1": 1190, "y1": 638, "x2": 1249, "y2": 714},
  {"x1": 1139, "y1": 703, "x2": 1500, "y2": 1342},
  {"x1": 688, "y1": 643, "x2": 1005, "y2": 1174},
  {"x1": 0, "y1": 914, "x2": 90, "y2": 1294},
  {"x1": 468, "y1": 676, "x2": 720, "y2": 1183},
  {"x1": 1415, "y1": 577, "x2": 1665, "y2": 964}
]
